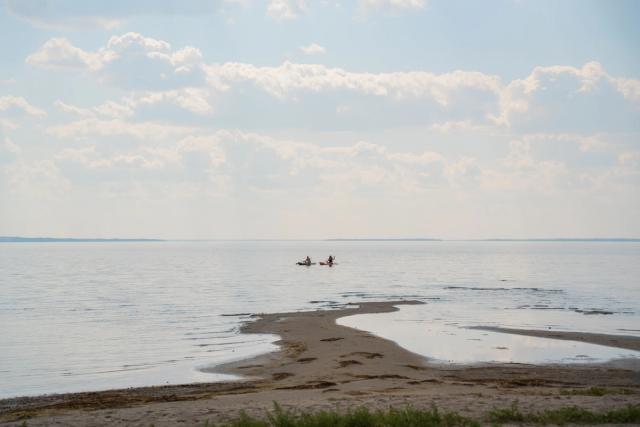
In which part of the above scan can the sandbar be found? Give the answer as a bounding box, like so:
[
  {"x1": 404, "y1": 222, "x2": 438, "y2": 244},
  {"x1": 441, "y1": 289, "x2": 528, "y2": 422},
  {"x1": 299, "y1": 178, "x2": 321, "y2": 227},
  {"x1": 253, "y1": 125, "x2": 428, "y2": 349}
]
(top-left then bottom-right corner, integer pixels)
[{"x1": 1, "y1": 301, "x2": 639, "y2": 426}]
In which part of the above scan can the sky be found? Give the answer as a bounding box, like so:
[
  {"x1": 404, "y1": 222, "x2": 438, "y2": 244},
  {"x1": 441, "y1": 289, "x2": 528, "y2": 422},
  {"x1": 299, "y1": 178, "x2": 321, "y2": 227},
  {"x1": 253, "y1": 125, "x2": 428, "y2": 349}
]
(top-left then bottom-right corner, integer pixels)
[{"x1": 0, "y1": 0, "x2": 639, "y2": 239}]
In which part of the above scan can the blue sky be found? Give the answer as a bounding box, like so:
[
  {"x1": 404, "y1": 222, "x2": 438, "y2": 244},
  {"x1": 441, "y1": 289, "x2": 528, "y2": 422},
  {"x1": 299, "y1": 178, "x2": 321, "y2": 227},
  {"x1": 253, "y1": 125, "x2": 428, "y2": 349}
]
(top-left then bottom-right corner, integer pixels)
[{"x1": 0, "y1": 0, "x2": 639, "y2": 239}]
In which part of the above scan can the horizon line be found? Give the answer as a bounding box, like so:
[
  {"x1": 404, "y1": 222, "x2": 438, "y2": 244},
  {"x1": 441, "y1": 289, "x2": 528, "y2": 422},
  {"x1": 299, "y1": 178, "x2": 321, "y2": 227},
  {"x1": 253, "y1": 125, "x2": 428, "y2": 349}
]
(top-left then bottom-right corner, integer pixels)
[{"x1": 2, "y1": 236, "x2": 640, "y2": 243}]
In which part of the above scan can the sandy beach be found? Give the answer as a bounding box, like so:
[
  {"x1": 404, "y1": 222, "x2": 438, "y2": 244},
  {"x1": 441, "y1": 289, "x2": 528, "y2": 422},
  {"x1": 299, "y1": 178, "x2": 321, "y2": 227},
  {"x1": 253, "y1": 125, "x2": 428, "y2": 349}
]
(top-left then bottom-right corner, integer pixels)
[
  {"x1": 4, "y1": 0, "x2": 639, "y2": 423},
  {"x1": 1, "y1": 301, "x2": 639, "y2": 426}
]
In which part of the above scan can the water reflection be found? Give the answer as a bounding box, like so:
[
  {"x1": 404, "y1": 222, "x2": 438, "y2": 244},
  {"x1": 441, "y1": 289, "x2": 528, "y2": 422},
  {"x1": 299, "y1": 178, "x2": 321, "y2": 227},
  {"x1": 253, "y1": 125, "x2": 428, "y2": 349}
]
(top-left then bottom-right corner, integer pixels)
[{"x1": 338, "y1": 304, "x2": 640, "y2": 364}]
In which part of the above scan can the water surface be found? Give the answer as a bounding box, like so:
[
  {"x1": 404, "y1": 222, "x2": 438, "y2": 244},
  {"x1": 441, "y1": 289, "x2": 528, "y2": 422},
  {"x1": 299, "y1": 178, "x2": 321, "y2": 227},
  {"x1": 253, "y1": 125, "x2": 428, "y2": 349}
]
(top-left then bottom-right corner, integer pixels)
[{"x1": 1, "y1": 241, "x2": 639, "y2": 398}]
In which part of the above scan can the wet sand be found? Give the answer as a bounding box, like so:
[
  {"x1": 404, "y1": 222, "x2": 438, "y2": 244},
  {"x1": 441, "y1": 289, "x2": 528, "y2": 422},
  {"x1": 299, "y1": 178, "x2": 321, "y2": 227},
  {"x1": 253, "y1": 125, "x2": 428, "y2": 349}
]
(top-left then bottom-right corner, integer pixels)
[
  {"x1": 1, "y1": 301, "x2": 639, "y2": 426},
  {"x1": 468, "y1": 326, "x2": 640, "y2": 352}
]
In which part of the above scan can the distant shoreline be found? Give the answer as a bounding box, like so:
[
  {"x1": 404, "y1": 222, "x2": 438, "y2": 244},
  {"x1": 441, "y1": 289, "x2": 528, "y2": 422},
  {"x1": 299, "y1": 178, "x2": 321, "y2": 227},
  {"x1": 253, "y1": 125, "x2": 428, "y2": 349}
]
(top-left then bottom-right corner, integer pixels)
[
  {"x1": 0, "y1": 237, "x2": 164, "y2": 243},
  {"x1": 466, "y1": 238, "x2": 640, "y2": 242},
  {"x1": 327, "y1": 238, "x2": 640, "y2": 242},
  {"x1": 326, "y1": 238, "x2": 442, "y2": 241},
  {"x1": 1, "y1": 236, "x2": 639, "y2": 243}
]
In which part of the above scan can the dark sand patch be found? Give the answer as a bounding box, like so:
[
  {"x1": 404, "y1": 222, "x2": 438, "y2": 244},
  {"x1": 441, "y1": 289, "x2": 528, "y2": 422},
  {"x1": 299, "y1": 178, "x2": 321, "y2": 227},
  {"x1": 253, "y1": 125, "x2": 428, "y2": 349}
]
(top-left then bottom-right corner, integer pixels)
[{"x1": 338, "y1": 360, "x2": 363, "y2": 368}]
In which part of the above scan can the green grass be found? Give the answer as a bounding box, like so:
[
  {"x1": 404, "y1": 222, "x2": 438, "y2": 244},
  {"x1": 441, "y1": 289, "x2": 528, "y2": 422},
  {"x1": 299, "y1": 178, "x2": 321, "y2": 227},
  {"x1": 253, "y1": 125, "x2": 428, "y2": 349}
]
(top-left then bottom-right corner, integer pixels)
[
  {"x1": 487, "y1": 402, "x2": 640, "y2": 425},
  {"x1": 559, "y1": 386, "x2": 635, "y2": 396},
  {"x1": 206, "y1": 402, "x2": 640, "y2": 426},
  {"x1": 218, "y1": 403, "x2": 479, "y2": 427},
  {"x1": 16, "y1": 402, "x2": 640, "y2": 427}
]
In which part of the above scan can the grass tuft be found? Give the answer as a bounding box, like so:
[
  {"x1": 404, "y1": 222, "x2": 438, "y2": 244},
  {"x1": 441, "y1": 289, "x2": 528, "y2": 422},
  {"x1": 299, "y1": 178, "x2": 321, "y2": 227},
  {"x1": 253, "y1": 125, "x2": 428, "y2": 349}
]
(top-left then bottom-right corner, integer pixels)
[
  {"x1": 207, "y1": 402, "x2": 640, "y2": 426},
  {"x1": 219, "y1": 403, "x2": 479, "y2": 427},
  {"x1": 212, "y1": 402, "x2": 640, "y2": 427},
  {"x1": 488, "y1": 402, "x2": 640, "y2": 425}
]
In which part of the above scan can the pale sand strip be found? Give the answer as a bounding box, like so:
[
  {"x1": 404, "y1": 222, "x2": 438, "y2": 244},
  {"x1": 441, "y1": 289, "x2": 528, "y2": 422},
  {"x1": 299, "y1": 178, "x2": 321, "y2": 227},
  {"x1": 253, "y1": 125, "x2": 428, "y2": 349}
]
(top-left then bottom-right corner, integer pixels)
[
  {"x1": 1, "y1": 301, "x2": 639, "y2": 426},
  {"x1": 468, "y1": 326, "x2": 640, "y2": 352}
]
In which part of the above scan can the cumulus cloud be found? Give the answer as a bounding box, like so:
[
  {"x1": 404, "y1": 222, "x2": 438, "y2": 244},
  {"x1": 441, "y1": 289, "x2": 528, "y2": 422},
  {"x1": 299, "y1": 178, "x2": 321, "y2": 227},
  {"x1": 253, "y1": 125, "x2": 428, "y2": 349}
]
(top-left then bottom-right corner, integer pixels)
[
  {"x1": 107, "y1": 32, "x2": 171, "y2": 53},
  {"x1": 614, "y1": 78, "x2": 640, "y2": 102},
  {"x1": 48, "y1": 128, "x2": 453, "y2": 194},
  {"x1": 300, "y1": 43, "x2": 326, "y2": 55},
  {"x1": 4, "y1": 112, "x2": 639, "y2": 237},
  {"x1": 429, "y1": 120, "x2": 485, "y2": 133},
  {"x1": 27, "y1": 33, "x2": 205, "y2": 90},
  {"x1": 19, "y1": 30, "x2": 640, "y2": 146},
  {"x1": 25, "y1": 32, "x2": 640, "y2": 132},
  {"x1": 54, "y1": 88, "x2": 214, "y2": 125},
  {"x1": 46, "y1": 118, "x2": 196, "y2": 140},
  {"x1": 360, "y1": 0, "x2": 426, "y2": 12},
  {"x1": 3, "y1": 158, "x2": 70, "y2": 199},
  {"x1": 205, "y1": 61, "x2": 502, "y2": 102},
  {"x1": 203, "y1": 59, "x2": 638, "y2": 131},
  {"x1": 54, "y1": 100, "x2": 134, "y2": 119},
  {"x1": 93, "y1": 101, "x2": 136, "y2": 119},
  {"x1": 0, "y1": 96, "x2": 46, "y2": 117},
  {"x1": 57, "y1": 145, "x2": 186, "y2": 171},
  {"x1": 494, "y1": 61, "x2": 640, "y2": 129},
  {"x1": 267, "y1": 0, "x2": 306, "y2": 20},
  {"x1": 40, "y1": 125, "x2": 627, "y2": 202},
  {"x1": 521, "y1": 132, "x2": 608, "y2": 153},
  {"x1": 26, "y1": 37, "x2": 113, "y2": 71},
  {"x1": 133, "y1": 89, "x2": 215, "y2": 115}
]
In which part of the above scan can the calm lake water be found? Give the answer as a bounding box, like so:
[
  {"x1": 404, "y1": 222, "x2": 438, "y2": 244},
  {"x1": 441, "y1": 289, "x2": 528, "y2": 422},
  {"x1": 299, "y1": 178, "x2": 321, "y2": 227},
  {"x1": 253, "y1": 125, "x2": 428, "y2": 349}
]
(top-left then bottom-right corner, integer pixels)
[{"x1": 1, "y1": 241, "x2": 639, "y2": 398}]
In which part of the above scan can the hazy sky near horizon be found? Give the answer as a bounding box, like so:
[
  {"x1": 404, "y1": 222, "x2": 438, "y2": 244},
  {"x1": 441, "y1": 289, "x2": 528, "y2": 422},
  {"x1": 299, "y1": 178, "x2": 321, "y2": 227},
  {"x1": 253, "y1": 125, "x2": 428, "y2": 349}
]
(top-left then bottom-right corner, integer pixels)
[{"x1": 0, "y1": 0, "x2": 639, "y2": 239}]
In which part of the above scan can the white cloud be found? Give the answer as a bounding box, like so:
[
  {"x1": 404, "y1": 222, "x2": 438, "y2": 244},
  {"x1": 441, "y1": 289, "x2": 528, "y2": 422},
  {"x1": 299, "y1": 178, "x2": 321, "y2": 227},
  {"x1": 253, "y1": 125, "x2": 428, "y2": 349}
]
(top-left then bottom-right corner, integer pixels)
[
  {"x1": 300, "y1": 43, "x2": 326, "y2": 55},
  {"x1": 503, "y1": 140, "x2": 534, "y2": 170},
  {"x1": 149, "y1": 46, "x2": 204, "y2": 75},
  {"x1": 57, "y1": 145, "x2": 184, "y2": 171},
  {"x1": 205, "y1": 61, "x2": 502, "y2": 103},
  {"x1": 0, "y1": 119, "x2": 17, "y2": 131},
  {"x1": 618, "y1": 152, "x2": 640, "y2": 168},
  {"x1": 124, "y1": 88, "x2": 214, "y2": 115},
  {"x1": 360, "y1": 0, "x2": 426, "y2": 11},
  {"x1": 54, "y1": 101, "x2": 94, "y2": 117},
  {"x1": 3, "y1": 158, "x2": 70, "y2": 198},
  {"x1": 47, "y1": 128, "x2": 450, "y2": 194},
  {"x1": 429, "y1": 120, "x2": 484, "y2": 133},
  {"x1": 267, "y1": 0, "x2": 306, "y2": 20},
  {"x1": 336, "y1": 105, "x2": 351, "y2": 114},
  {"x1": 467, "y1": 139, "x2": 573, "y2": 194},
  {"x1": 26, "y1": 33, "x2": 175, "y2": 72},
  {"x1": 53, "y1": 90, "x2": 214, "y2": 124},
  {"x1": 54, "y1": 100, "x2": 134, "y2": 119},
  {"x1": 47, "y1": 118, "x2": 196, "y2": 141},
  {"x1": 521, "y1": 133, "x2": 607, "y2": 153},
  {"x1": 493, "y1": 61, "x2": 640, "y2": 127},
  {"x1": 4, "y1": 117, "x2": 638, "y2": 238},
  {"x1": 613, "y1": 78, "x2": 640, "y2": 102},
  {"x1": 26, "y1": 33, "x2": 640, "y2": 131},
  {"x1": 93, "y1": 101, "x2": 135, "y2": 119},
  {"x1": 41, "y1": 126, "x2": 610, "y2": 199},
  {"x1": 106, "y1": 32, "x2": 172, "y2": 55},
  {"x1": 26, "y1": 37, "x2": 111, "y2": 71},
  {"x1": 27, "y1": 33, "x2": 205, "y2": 90},
  {"x1": 0, "y1": 96, "x2": 46, "y2": 117}
]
